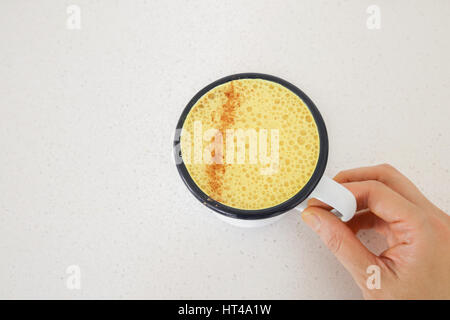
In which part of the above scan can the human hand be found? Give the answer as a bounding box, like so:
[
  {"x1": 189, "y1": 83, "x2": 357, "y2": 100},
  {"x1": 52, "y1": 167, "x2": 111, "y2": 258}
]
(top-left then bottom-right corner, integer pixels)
[{"x1": 302, "y1": 164, "x2": 450, "y2": 299}]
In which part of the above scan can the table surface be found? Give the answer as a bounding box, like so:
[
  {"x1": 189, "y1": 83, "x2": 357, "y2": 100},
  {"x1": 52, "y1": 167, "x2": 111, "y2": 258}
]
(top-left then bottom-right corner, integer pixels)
[{"x1": 1, "y1": 0, "x2": 449, "y2": 299}]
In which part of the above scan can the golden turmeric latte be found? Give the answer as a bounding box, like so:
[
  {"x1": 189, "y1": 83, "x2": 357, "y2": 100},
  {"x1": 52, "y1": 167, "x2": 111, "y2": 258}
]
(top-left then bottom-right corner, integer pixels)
[{"x1": 180, "y1": 78, "x2": 320, "y2": 210}]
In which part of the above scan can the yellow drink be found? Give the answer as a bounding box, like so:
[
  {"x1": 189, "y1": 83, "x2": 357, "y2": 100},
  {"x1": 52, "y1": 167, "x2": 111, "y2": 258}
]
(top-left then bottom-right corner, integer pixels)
[{"x1": 180, "y1": 78, "x2": 320, "y2": 210}]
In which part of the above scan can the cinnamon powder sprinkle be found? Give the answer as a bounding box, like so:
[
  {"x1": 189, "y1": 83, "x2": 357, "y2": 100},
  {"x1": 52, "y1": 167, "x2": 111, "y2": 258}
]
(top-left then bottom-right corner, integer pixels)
[{"x1": 206, "y1": 82, "x2": 240, "y2": 201}]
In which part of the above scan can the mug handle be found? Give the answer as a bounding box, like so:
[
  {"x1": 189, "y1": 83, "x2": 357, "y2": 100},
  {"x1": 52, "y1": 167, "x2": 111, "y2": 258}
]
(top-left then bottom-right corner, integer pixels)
[{"x1": 296, "y1": 176, "x2": 357, "y2": 222}]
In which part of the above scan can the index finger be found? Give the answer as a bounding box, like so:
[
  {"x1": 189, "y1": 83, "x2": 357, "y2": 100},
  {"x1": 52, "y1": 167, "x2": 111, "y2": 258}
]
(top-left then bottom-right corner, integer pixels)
[
  {"x1": 342, "y1": 180, "x2": 419, "y2": 223},
  {"x1": 334, "y1": 164, "x2": 429, "y2": 207}
]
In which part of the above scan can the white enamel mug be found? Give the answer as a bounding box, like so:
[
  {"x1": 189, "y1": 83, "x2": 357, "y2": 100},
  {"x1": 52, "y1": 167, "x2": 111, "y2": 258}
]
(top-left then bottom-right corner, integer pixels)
[{"x1": 174, "y1": 73, "x2": 356, "y2": 227}]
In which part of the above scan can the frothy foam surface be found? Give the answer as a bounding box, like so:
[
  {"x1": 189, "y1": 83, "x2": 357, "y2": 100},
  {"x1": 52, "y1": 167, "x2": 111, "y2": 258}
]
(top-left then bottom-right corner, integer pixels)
[{"x1": 180, "y1": 78, "x2": 320, "y2": 210}]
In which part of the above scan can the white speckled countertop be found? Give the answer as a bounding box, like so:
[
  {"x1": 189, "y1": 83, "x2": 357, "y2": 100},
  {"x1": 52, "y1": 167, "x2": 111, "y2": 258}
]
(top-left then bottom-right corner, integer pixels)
[{"x1": 1, "y1": 0, "x2": 449, "y2": 299}]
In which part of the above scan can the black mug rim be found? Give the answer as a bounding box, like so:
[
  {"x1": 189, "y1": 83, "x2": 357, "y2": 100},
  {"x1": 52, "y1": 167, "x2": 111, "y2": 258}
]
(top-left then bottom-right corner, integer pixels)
[{"x1": 173, "y1": 73, "x2": 329, "y2": 220}]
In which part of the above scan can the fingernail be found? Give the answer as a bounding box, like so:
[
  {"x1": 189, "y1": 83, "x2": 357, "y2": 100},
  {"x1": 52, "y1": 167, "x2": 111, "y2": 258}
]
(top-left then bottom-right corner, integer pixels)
[{"x1": 302, "y1": 210, "x2": 321, "y2": 231}]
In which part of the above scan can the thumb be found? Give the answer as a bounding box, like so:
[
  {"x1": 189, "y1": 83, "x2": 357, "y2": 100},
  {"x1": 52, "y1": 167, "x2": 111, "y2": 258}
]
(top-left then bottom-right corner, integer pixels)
[{"x1": 302, "y1": 206, "x2": 378, "y2": 287}]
